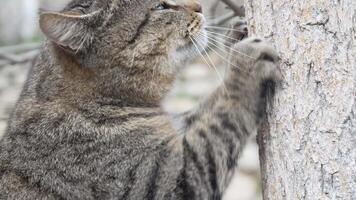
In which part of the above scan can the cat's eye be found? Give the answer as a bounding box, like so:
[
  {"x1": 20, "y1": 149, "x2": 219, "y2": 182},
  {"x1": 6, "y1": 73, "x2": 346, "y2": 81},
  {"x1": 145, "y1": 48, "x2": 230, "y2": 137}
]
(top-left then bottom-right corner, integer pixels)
[
  {"x1": 152, "y1": 2, "x2": 169, "y2": 10},
  {"x1": 72, "y1": 4, "x2": 91, "y2": 14}
]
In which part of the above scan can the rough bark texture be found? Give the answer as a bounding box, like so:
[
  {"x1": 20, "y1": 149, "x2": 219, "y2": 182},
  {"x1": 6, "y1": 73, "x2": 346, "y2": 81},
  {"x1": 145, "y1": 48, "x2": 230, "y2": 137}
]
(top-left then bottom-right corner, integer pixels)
[{"x1": 245, "y1": 0, "x2": 355, "y2": 199}]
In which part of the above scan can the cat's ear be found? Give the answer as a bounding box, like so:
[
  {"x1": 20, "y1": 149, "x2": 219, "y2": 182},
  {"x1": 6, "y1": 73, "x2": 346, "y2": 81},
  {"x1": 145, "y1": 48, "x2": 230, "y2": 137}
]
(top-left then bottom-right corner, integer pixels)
[{"x1": 39, "y1": 11, "x2": 97, "y2": 51}]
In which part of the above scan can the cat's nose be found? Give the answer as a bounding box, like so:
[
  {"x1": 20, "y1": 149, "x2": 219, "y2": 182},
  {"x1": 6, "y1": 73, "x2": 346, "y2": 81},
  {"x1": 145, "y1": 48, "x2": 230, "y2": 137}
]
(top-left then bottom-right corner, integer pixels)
[{"x1": 184, "y1": 0, "x2": 203, "y2": 13}]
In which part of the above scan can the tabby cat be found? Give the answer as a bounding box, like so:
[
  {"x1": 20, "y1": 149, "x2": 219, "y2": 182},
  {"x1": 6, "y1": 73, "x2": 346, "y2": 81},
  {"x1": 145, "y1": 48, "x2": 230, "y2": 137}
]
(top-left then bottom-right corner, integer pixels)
[{"x1": 0, "y1": 0, "x2": 281, "y2": 199}]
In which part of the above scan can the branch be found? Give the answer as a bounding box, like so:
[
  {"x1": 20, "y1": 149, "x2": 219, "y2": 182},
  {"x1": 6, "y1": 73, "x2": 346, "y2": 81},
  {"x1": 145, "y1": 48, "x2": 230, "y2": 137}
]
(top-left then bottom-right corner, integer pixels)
[
  {"x1": 209, "y1": 12, "x2": 236, "y2": 26},
  {"x1": 0, "y1": 43, "x2": 40, "y2": 54},
  {"x1": 0, "y1": 43, "x2": 40, "y2": 67},
  {"x1": 220, "y1": 0, "x2": 245, "y2": 17},
  {"x1": 0, "y1": 50, "x2": 39, "y2": 67},
  {"x1": 208, "y1": 11, "x2": 236, "y2": 26},
  {"x1": 209, "y1": 0, "x2": 221, "y2": 18},
  {"x1": 0, "y1": 117, "x2": 8, "y2": 121}
]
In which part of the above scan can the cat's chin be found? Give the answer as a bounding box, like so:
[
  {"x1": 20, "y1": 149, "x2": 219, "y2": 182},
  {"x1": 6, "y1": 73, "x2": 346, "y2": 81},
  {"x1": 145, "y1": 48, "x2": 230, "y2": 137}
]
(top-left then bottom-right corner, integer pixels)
[
  {"x1": 195, "y1": 30, "x2": 208, "y2": 48},
  {"x1": 173, "y1": 29, "x2": 208, "y2": 62},
  {"x1": 187, "y1": 30, "x2": 208, "y2": 54}
]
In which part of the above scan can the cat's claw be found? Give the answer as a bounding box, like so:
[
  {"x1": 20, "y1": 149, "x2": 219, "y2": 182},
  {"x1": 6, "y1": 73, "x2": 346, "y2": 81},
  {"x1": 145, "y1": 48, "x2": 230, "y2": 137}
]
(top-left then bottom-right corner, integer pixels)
[
  {"x1": 230, "y1": 19, "x2": 248, "y2": 41},
  {"x1": 223, "y1": 18, "x2": 248, "y2": 46}
]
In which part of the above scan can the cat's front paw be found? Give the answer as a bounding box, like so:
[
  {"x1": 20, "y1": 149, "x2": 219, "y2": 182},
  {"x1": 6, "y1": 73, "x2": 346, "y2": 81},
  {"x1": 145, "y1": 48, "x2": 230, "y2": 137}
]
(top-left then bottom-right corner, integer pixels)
[
  {"x1": 225, "y1": 18, "x2": 248, "y2": 45},
  {"x1": 229, "y1": 37, "x2": 282, "y2": 83}
]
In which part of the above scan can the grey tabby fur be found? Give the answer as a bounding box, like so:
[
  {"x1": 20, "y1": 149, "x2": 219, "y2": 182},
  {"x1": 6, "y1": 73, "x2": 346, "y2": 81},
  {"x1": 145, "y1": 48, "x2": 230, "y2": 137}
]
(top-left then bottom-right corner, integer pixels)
[{"x1": 0, "y1": 0, "x2": 281, "y2": 199}]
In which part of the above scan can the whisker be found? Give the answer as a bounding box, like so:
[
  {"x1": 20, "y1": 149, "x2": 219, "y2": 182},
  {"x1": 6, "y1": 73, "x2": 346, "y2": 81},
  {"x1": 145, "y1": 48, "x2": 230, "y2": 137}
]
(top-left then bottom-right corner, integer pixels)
[
  {"x1": 204, "y1": 34, "x2": 257, "y2": 60},
  {"x1": 189, "y1": 35, "x2": 227, "y2": 92},
  {"x1": 205, "y1": 26, "x2": 247, "y2": 33},
  {"x1": 194, "y1": 36, "x2": 224, "y2": 79},
  {"x1": 191, "y1": 35, "x2": 229, "y2": 93},
  {"x1": 195, "y1": 35, "x2": 231, "y2": 96},
  {"x1": 202, "y1": 38, "x2": 242, "y2": 70},
  {"x1": 203, "y1": 35, "x2": 234, "y2": 54},
  {"x1": 205, "y1": 30, "x2": 241, "y2": 42},
  {"x1": 188, "y1": 35, "x2": 212, "y2": 70},
  {"x1": 205, "y1": 34, "x2": 236, "y2": 48},
  {"x1": 204, "y1": 15, "x2": 217, "y2": 20},
  {"x1": 196, "y1": 32, "x2": 244, "y2": 70},
  {"x1": 198, "y1": 33, "x2": 245, "y2": 62}
]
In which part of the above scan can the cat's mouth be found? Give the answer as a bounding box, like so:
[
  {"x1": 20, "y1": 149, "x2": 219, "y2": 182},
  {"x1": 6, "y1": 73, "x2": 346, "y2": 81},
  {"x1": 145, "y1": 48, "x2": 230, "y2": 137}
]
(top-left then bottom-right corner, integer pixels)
[
  {"x1": 186, "y1": 13, "x2": 205, "y2": 37},
  {"x1": 183, "y1": 13, "x2": 207, "y2": 50}
]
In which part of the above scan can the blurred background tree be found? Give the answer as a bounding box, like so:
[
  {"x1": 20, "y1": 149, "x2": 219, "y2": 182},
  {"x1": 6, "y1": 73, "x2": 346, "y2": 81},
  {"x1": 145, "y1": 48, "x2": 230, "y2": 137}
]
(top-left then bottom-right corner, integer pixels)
[
  {"x1": 0, "y1": 0, "x2": 73, "y2": 45},
  {"x1": 0, "y1": 0, "x2": 39, "y2": 45}
]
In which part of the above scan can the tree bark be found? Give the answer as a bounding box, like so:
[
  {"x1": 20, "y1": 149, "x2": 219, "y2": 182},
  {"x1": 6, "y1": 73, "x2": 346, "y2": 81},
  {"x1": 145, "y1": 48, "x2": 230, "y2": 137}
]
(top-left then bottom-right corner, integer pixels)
[{"x1": 245, "y1": 0, "x2": 356, "y2": 199}]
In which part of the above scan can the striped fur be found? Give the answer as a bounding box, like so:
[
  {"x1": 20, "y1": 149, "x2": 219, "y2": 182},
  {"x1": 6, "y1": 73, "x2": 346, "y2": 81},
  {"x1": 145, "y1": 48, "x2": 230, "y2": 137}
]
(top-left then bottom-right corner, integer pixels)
[{"x1": 0, "y1": 0, "x2": 281, "y2": 199}]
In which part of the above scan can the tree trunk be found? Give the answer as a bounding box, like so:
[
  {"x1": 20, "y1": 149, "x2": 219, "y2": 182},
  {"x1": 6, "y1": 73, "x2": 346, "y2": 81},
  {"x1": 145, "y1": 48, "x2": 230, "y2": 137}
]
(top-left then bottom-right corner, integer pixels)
[{"x1": 245, "y1": 0, "x2": 355, "y2": 199}]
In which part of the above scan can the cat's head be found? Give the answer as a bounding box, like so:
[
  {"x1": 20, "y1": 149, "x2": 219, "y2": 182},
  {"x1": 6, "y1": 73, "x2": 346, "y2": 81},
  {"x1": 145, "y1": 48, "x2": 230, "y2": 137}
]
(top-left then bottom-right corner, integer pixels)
[{"x1": 39, "y1": 0, "x2": 207, "y2": 74}]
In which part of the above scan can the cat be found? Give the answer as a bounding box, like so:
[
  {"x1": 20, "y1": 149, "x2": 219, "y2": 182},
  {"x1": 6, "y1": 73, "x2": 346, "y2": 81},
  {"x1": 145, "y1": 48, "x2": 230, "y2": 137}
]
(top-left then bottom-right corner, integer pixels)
[{"x1": 0, "y1": 0, "x2": 281, "y2": 199}]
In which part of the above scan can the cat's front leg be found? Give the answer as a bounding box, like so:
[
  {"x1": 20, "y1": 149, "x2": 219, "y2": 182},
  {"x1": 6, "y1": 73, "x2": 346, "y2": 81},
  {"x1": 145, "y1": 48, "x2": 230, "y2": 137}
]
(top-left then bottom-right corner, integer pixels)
[
  {"x1": 176, "y1": 37, "x2": 281, "y2": 199},
  {"x1": 224, "y1": 37, "x2": 282, "y2": 126},
  {"x1": 181, "y1": 37, "x2": 282, "y2": 135}
]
